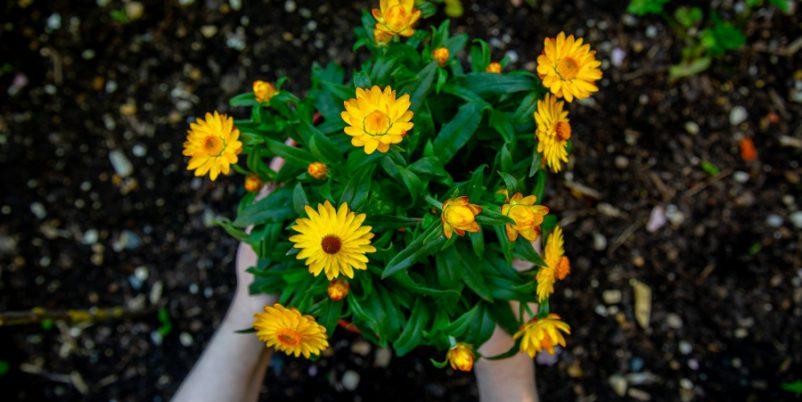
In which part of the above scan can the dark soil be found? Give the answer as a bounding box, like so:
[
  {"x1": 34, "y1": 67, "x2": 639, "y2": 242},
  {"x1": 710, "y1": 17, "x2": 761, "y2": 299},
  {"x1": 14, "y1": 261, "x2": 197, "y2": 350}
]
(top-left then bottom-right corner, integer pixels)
[{"x1": 1, "y1": 0, "x2": 801, "y2": 401}]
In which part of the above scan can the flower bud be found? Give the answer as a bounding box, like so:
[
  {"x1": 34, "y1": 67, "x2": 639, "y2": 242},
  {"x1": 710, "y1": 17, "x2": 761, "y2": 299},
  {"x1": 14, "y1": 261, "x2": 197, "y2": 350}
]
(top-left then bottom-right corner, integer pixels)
[
  {"x1": 244, "y1": 175, "x2": 263, "y2": 193},
  {"x1": 441, "y1": 196, "x2": 482, "y2": 239},
  {"x1": 307, "y1": 162, "x2": 328, "y2": 180},
  {"x1": 446, "y1": 343, "x2": 475, "y2": 372},
  {"x1": 327, "y1": 279, "x2": 350, "y2": 301},
  {"x1": 253, "y1": 80, "x2": 278, "y2": 103},
  {"x1": 433, "y1": 47, "x2": 450, "y2": 67},
  {"x1": 486, "y1": 62, "x2": 502, "y2": 73}
]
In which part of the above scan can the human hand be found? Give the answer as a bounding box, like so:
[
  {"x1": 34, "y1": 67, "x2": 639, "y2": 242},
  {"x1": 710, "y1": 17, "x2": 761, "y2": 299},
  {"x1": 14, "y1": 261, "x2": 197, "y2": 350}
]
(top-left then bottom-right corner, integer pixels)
[{"x1": 473, "y1": 239, "x2": 541, "y2": 402}]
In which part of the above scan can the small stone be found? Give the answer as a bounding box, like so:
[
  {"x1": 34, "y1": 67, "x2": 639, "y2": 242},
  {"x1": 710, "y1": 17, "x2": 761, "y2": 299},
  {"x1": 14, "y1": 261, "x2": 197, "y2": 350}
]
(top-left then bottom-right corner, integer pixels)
[
  {"x1": 180, "y1": 332, "x2": 194, "y2": 347},
  {"x1": 120, "y1": 101, "x2": 137, "y2": 116},
  {"x1": 688, "y1": 359, "x2": 699, "y2": 370},
  {"x1": 149, "y1": 281, "x2": 163, "y2": 304},
  {"x1": 374, "y1": 348, "x2": 392, "y2": 367},
  {"x1": 341, "y1": 370, "x2": 360, "y2": 391},
  {"x1": 597, "y1": 203, "x2": 623, "y2": 218},
  {"x1": 734, "y1": 328, "x2": 748, "y2": 338},
  {"x1": 679, "y1": 341, "x2": 692, "y2": 355},
  {"x1": 646, "y1": 205, "x2": 666, "y2": 232},
  {"x1": 733, "y1": 171, "x2": 749, "y2": 183},
  {"x1": 47, "y1": 13, "x2": 62, "y2": 30},
  {"x1": 665, "y1": 204, "x2": 685, "y2": 226},
  {"x1": 611, "y1": 47, "x2": 626, "y2": 67},
  {"x1": 109, "y1": 150, "x2": 133, "y2": 177},
  {"x1": 125, "y1": 2, "x2": 144, "y2": 20},
  {"x1": 614, "y1": 156, "x2": 629, "y2": 169},
  {"x1": 132, "y1": 144, "x2": 146, "y2": 157},
  {"x1": 666, "y1": 313, "x2": 683, "y2": 329},
  {"x1": 200, "y1": 25, "x2": 217, "y2": 38},
  {"x1": 684, "y1": 121, "x2": 700, "y2": 135},
  {"x1": 609, "y1": 374, "x2": 628, "y2": 396},
  {"x1": 151, "y1": 331, "x2": 163, "y2": 345},
  {"x1": 82, "y1": 229, "x2": 98, "y2": 245},
  {"x1": 134, "y1": 266, "x2": 149, "y2": 281},
  {"x1": 602, "y1": 289, "x2": 622, "y2": 304},
  {"x1": 628, "y1": 388, "x2": 651, "y2": 401},
  {"x1": 592, "y1": 233, "x2": 607, "y2": 251},
  {"x1": 629, "y1": 357, "x2": 645, "y2": 372},
  {"x1": 766, "y1": 214, "x2": 783, "y2": 228},
  {"x1": 729, "y1": 106, "x2": 748, "y2": 126},
  {"x1": 789, "y1": 211, "x2": 802, "y2": 229},
  {"x1": 350, "y1": 341, "x2": 371, "y2": 356},
  {"x1": 284, "y1": 0, "x2": 296, "y2": 12},
  {"x1": 680, "y1": 378, "x2": 693, "y2": 389},
  {"x1": 645, "y1": 25, "x2": 657, "y2": 38},
  {"x1": 30, "y1": 202, "x2": 46, "y2": 219}
]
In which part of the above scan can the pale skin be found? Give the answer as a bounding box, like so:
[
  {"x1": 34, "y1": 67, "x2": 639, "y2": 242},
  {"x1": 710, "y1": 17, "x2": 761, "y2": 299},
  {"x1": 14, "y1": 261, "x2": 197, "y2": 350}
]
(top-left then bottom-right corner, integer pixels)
[{"x1": 172, "y1": 155, "x2": 539, "y2": 402}]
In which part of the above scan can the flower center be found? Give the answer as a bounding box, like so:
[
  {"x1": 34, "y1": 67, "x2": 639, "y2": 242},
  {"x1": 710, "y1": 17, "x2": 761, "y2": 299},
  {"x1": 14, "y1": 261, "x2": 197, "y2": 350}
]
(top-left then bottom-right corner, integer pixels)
[
  {"x1": 556, "y1": 57, "x2": 580, "y2": 80},
  {"x1": 554, "y1": 121, "x2": 571, "y2": 141},
  {"x1": 203, "y1": 135, "x2": 224, "y2": 155},
  {"x1": 363, "y1": 110, "x2": 391, "y2": 136},
  {"x1": 321, "y1": 235, "x2": 342, "y2": 254},
  {"x1": 276, "y1": 328, "x2": 302, "y2": 347}
]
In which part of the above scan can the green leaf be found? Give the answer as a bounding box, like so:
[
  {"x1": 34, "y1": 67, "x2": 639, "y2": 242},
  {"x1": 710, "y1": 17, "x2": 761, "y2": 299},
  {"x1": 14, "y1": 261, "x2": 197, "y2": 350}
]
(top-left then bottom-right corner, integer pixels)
[
  {"x1": 782, "y1": 380, "x2": 802, "y2": 395},
  {"x1": 394, "y1": 299, "x2": 431, "y2": 356},
  {"x1": 398, "y1": 167, "x2": 425, "y2": 202},
  {"x1": 433, "y1": 102, "x2": 485, "y2": 163},
  {"x1": 442, "y1": 244, "x2": 493, "y2": 301},
  {"x1": 234, "y1": 188, "x2": 295, "y2": 227},
  {"x1": 265, "y1": 139, "x2": 315, "y2": 166},
  {"x1": 410, "y1": 62, "x2": 438, "y2": 111},
  {"x1": 490, "y1": 110, "x2": 516, "y2": 144},
  {"x1": 292, "y1": 183, "x2": 309, "y2": 215},
  {"x1": 455, "y1": 73, "x2": 538, "y2": 97},
  {"x1": 339, "y1": 165, "x2": 374, "y2": 209},
  {"x1": 230, "y1": 92, "x2": 257, "y2": 107},
  {"x1": 627, "y1": 0, "x2": 668, "y2": 15},
  {"x1": 470, "y1": 39, "x2": 491, "y2": 72},
  {"x1": 381, "y1": 222, "x2": 440, "y2": 278}
]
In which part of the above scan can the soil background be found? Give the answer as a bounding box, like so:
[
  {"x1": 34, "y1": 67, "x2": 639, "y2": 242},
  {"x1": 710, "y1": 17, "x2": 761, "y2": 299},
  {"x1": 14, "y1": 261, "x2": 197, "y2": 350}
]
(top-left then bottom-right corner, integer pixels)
[{"x1": 1, "y1": 0, "x2": 801, "y2": 401}]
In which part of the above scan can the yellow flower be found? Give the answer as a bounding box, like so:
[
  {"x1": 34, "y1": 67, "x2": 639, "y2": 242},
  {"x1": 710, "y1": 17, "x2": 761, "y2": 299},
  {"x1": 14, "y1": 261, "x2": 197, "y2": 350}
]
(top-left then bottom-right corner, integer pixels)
[
  {"x1": 513, "y1": 313, "x2": 571, "y2": 357},
  {"x1": 183, "y1": 111, "x2": 242, "y2": 181},
  {"x1": 374, "y1": 28, "x2": 393, "y2": 45},
  {"x1": 536, "y1": 32, "x2": 602, "y2": 102},
  {"x1": 486, "y1": 62, "x2": 502, "y2": 73},
  {"x1": 253, "y1": 80, "x2": 278, "y2": 103},
  {"x1": 372, "y1": 0, "x2": 421, "y2": 40},
  {"x1": 446, "y1": 343, "x2": 475, "y2": 372},
  {"x1": 536, "y1": 226, "x2": 568, "y2": 301},
  {"x1": 244, "y1": 174, "x2": 262, "y2": 192},
  {"x1": 441, "y1": 196, "x2": 482, "y2": 239},
  {"x1": 501, "y1": 193, "x2": 550, "y2": 242},
  {"x1": 433, "y1": 47, "x2": 450, "y2": 66},
  {"x1": 307, "y1": 161, "x2": 328, "y2": 180},
  {"x1": 327, "y1": 279, "x2": 350, "y2": 301},
  {"x1": 535, "y1": 94, "x2": 571, "y2": 172},
  {"x1": 253, "y1": 303, "x2": 329, "y2": 358},
  {"x1": 290, "y1": 201, "x2": 377, "y2": 280},
  {"x1": 341, "y1": 86, "x2": 414, "y2": 154}
]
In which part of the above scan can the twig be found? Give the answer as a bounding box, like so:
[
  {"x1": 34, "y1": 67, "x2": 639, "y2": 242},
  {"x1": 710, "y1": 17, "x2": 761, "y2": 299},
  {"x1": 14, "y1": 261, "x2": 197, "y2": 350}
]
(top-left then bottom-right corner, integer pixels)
[
  {"x1": 0, "y1": 305, "x2": 149, "y2": 326},
  {"x1": 682, "y1": 170, "x2": 732, "y2": 200}
]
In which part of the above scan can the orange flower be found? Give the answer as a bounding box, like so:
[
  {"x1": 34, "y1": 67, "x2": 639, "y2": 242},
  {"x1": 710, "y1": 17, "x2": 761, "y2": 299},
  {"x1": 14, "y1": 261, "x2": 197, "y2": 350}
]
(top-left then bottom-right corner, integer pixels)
[
  {"x1": 307, "y1": 162, "x2": 328, "y2": 180},
  {"x1": 501, "y1": 193, "x2": 550, "y2": 241},
  {"x1": 446, "y1": 343, "x2": 475, "y2": 372},
  {"x1": 253, "y1": 80, "x2": 278, "y2": 103},
  {"x1": 486, "y1": 62, "x2": 502, "y2": 73},
  {"x1": 327, "y1": 279, "x2": 350, "y2": 301},
  {"x1": 433, "y1": 47, "x2": 450, "y2": 66},
  {"x1": 244, "y1": 175, "x2": 262, "y2": 193},
  {"x1": 441, "y1": 196, "x2": 482, "y2": 239}
]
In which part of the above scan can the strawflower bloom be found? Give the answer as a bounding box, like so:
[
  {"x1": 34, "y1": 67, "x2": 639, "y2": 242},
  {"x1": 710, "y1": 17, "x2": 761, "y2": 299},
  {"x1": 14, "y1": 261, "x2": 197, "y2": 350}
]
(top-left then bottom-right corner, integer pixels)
[
  {"x1": 253, "y1": 80, "x2": 278, "y2": 103},
  {"x1": 183, "y1": 111, "x2": 242, "y2": 181},
  {"x1": 327, "y1": 279, "x2": 350, "y2": 301},
  {"x1": 536, "y1": 226, "x2": 568, "y2": 301},
  {"x1": 341, "y1": 86, "x2": 414, "y2": 154},
  {"x1": 441, "y1": 196, "x2": 482, "y2": 239},
  {"x1": 486, "y1": 62, "x2": 502, "y2": 73},
  {"x1": 502, "y1": 193, "x2": 550, "y2": 241},
  {"x1": 308, "y1": 161, "x2": 328, "y2": 180},
  {"x1": 433, "y1": 47, "x2": 450, "y2": 66},
  {"x1": 535, "y1": 94, "x2": 571, "y2": 172},
  {"x1": 290, "y1": 201, "x2": 376, "y2": 280},
  {"x1": 372, "y1": 0, "x2": 421, "y2": 40},
  {"x1": 446, "y1": 343, "x2": 475, "y2": 372},
  {"x1": 244, "y1": 175, "x2": 263, "y2": 193},
  {"x1": 513, "y1": 313, "x2": 571, "y2": 357},
  {"x1": 536, "y1": 32, "x2": 602, "y2": 102},
  {"x1": 254, "y1": 304, "x2": 329, "y2": 358}
]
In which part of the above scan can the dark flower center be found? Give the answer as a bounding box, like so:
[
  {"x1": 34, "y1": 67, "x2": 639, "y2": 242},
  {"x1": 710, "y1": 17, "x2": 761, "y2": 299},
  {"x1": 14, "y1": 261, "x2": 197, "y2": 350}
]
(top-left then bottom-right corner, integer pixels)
[{"x1": 321, "y1": 235, "x2": 342, "y2": 254}]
